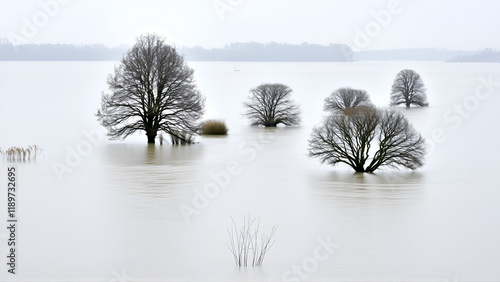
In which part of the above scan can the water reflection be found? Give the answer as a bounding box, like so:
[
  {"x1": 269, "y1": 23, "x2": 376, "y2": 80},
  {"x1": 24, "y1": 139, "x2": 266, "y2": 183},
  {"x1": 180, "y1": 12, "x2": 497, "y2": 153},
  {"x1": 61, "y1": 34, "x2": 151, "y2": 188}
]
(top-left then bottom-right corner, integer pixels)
[
  {"x1": 309, "y1": 170, "x2": 427, "y2": 210},
  {"x1": 98, "y1": 144, "x2": 206, "y2": 214},
  {"x1": 145, "y1": 143, "x2": 157, "y2": 164},
  {"x1": 100, "y1": 143, "x2": 205, "y2": 166}
]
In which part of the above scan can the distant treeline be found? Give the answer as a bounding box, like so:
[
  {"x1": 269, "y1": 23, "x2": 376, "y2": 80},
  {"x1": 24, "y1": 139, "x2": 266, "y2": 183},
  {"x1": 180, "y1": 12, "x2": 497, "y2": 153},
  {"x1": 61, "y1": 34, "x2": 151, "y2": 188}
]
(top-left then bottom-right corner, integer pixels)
[
  {"x1": 355, "y1": 48, "x2": 477, "y2": 61},
  {"x1": 0, "y1": 41, "x2": 128, "y2": 61},
  {"x1": 179, "y1": 42, "x2": 353, "y2": 62},
  {"x1": 449, "y1": 49, "x2": 500, "y2": 63},
  {"x1": 0, "y1": 38, "x2": 497, "y2": 62},
  {"x1": 0, "y1": 40, "x2": 353, "y2": 62}
]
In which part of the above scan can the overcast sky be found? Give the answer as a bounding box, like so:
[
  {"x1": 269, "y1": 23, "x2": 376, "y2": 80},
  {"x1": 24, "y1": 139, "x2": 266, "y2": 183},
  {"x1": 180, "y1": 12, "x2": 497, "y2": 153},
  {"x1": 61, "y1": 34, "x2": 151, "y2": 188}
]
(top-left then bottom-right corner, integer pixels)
[{"x1": 1, "y1": 0, "x2": 499, "y2": 50}]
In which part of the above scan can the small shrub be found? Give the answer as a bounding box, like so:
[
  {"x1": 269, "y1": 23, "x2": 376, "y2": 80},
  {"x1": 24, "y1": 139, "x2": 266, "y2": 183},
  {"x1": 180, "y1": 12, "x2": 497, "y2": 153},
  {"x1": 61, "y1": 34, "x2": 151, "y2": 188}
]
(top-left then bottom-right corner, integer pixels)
[{"x1": 201, "y1": 120, "x2": 228, "y2": 135}]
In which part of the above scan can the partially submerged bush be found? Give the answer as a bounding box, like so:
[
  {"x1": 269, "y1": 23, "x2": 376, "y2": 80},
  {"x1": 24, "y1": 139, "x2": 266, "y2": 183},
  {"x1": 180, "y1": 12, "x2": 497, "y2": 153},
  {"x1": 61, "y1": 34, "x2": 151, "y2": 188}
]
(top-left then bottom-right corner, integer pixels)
[{"x1": 201, "y1": 120, "x2": 228, "y2": 135}]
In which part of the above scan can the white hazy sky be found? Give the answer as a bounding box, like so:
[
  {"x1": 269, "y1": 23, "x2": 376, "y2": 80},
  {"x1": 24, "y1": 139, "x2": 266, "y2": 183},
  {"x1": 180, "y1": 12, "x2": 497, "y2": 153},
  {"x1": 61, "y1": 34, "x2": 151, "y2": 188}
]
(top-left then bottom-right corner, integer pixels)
[{"x1": 1, "y1": 0, "x2": 499, "y2": 50}]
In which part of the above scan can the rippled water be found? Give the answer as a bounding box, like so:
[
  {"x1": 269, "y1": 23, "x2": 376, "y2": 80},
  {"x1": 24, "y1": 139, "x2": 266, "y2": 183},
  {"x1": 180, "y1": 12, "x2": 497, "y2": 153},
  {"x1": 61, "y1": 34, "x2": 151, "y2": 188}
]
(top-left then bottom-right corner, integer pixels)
[{"x1": 0, "y1": 61, "x2": 499, "y2": 280}]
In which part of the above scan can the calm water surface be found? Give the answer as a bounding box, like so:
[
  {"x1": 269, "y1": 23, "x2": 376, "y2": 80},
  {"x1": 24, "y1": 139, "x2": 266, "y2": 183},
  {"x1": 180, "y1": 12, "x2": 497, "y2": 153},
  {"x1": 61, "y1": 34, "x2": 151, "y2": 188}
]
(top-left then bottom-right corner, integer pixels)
[{"x1": 0, "y1": 61, "x2": 499, "y2": 280}]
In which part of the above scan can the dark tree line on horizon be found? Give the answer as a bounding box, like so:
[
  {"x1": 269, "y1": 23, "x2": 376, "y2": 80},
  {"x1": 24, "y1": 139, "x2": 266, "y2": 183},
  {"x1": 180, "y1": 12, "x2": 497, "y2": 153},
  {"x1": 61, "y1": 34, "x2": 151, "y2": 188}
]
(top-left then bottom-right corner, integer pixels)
[
  {"x1": 181, "y1": 42, "x2": 354, "y2": 62},
  {"x1": 2, "y1": 38, "x2": 497, "y2": 62},
  {"x1": 0, "y1": 39, "x2": 353, "y2": 61},
  {"x1": 449, "y1": 48, "x2": 500, "y2": 63},
  {"x1": 0, "y1": 41, "x2": 128, "y2": 61}
]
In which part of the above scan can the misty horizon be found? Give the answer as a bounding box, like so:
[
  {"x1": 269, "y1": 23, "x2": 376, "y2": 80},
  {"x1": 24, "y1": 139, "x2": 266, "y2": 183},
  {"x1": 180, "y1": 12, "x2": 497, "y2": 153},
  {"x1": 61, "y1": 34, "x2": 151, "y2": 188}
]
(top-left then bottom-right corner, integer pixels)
[
  {"x1": 3, "y1": 36, "x2": 498, "y2": 52},
  {"x1": 2, "y1": 1, "x2": 500, "y2": 51},
  {"x1": 0, "y1": 38, "x2": 495, "y2": 62}
]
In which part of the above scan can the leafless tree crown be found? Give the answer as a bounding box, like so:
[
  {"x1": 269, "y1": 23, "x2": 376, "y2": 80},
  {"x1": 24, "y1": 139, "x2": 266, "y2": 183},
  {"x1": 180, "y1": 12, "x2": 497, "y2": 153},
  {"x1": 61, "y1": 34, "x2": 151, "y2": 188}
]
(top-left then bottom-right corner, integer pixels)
[
  {"x1": 308, "y1": 108, "x2": 426, "y2": 172},
  {"x1": 390, "y1": 69, "x2": 429, "y2": 108},
  {"x1": 96, "y1": 34, "x2": 205, "y2": 144},
  {"x1": 243, "y1": 83, "x2": 300, "y2": 127},
  {"x1": 324, "y1": 87, "x2": 373, "y2": 113}
]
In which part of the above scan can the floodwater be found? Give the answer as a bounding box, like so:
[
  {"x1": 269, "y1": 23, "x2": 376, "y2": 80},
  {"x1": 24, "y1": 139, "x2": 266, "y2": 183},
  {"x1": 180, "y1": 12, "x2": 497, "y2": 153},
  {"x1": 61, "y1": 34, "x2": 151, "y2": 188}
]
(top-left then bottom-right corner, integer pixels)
[{"x1": 0, "y1": 61, "x2": 499, "y2": 281}]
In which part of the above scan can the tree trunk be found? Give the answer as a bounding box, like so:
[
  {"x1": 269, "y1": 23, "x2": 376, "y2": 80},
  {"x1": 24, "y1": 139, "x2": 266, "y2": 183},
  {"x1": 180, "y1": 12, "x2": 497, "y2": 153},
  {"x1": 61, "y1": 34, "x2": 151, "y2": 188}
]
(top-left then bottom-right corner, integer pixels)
[
  {"x1": 354, "y1": 166, "x2": 365, "y2": 173},
  {"x1": 147, "y1": 131, "x2": 157, "y2": 144},
  {"x1": 147, "y1": 135, "x2": 156, "y2": 144}
]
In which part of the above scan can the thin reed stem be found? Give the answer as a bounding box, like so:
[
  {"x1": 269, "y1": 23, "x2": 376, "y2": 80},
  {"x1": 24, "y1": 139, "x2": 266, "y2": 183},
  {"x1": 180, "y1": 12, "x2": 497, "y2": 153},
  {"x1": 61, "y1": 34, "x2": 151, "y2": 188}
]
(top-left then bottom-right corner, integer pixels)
[{"x1": 226, "y1": 215, "x2": 277, "y2": 267}]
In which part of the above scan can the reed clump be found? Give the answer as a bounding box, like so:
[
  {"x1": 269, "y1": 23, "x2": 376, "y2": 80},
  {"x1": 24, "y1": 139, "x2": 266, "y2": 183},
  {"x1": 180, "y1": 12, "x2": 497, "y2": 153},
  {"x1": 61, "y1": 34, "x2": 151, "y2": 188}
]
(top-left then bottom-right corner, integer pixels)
[
  {"x1": 226, "y1": 215, "x2": 277, "y2": 267},
  {"x1": 201, "y1": 120, "x2": 228, "y2": 135},
  {"x1": 0, "y1": 145, "x2": 43, "y2": 161},
  {"x1": 170, "y1": 131, "x2": 195, "y2": 145}
]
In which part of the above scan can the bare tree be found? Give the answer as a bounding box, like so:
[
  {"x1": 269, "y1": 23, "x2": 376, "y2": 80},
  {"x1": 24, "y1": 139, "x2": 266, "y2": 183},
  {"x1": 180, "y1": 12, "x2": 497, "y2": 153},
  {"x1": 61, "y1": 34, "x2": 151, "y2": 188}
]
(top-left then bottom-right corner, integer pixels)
[
  {"x1": 243, "y1": 83, "x2": 300, "y2": 127},
  {"x1": 96, "y1": 34, "x2": 205, "y2": 144},
  {"x1": 324, "y1": 87, "x2": 372, "y2": 113},
  {"x1": 390, "y1": 69, "x2": 429, "y2": 108},
  {"x1": 365, "y1": 109, "x2": 426, "y2": 171},
  {"x1": 308, "y1": 107, "x2": 426, "y2": 172}
]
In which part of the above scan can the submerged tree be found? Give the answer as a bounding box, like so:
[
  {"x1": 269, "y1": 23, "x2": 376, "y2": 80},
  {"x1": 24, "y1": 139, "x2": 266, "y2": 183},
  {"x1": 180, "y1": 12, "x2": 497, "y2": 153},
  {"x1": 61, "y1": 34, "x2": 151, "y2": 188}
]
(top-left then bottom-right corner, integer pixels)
[
  {"x1": 96, "y1": 34, "x2": 205, "y2": 144},
  {"x1": 324, "y1": 87, "x2": 373, "y2": 113},
  {"x1": 308, "y1": 107, "x2": 426, "y2": 172},
  {"x1": 390, "y1": 69, "x2": 429, "y2": 108},
  {"x1": 243, "y1": 83, "x2": 300, "y2": 127}
]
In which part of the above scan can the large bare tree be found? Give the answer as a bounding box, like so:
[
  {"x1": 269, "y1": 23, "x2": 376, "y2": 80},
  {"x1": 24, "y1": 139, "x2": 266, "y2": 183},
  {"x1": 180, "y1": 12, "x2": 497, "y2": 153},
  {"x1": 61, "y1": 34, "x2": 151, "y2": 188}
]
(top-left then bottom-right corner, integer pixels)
[
  {"x1": 390, "y1": 69, "x2": 429, "y2": 108},
  {"x1": 308, "y1": 107, "x2": 426, "y2": 172},
  {"x1": 243, "y1": 83, "x2": 300, "y2": 127},
  {"x1": 324, "y1": 87, "x2": 373, "y2": 113},
  {"x1": 96, "y1": 34, "x2": 205, "y2": 144}
]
